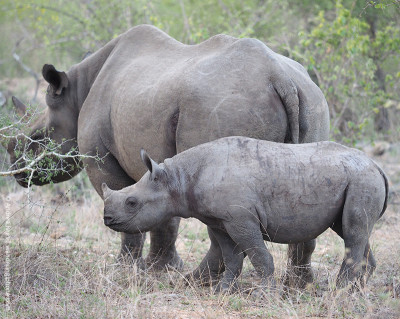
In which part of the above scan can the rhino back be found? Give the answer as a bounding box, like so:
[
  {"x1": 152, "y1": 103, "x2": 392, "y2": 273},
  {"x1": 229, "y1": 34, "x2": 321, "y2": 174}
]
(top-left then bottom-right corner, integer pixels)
[
  {"x1": 81, "y1": 27, "x2": 286, "y2": 181},
  {"x1": 169, "y1": 137, "x2": 381, "y2": 243},
  {"x1": 78, "y1": 25, "x2": 327, "y2": 182}
]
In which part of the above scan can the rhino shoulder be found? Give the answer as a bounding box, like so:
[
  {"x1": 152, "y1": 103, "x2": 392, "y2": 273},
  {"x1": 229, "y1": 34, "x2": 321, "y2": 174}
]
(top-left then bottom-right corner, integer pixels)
[
  {"x1": 195, "y1": 33, "x2": 239, "y2": 50},
  {"x1": 120, "y1": 24, "x2": 182, "y2": 48}
]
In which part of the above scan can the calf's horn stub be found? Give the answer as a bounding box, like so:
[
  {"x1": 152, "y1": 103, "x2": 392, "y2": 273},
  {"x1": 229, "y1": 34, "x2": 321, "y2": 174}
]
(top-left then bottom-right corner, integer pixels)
[{"x1": 102, "y1": 182, "x2": 112, "y2": 198}]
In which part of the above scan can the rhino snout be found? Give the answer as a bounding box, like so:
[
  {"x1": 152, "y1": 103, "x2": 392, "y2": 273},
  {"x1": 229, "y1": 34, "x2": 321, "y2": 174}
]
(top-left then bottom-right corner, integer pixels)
[{"x1": 103, "y1": 206, "x2": 116, "y2": 226}]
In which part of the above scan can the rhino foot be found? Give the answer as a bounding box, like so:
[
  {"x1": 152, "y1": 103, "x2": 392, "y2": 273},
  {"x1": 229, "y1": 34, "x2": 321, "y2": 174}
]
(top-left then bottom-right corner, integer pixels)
[
  {"x1": 144, "y1": 252, "x2": 184, "y2": 271},
  {"x1": 116, "y1": 254, "x2": 147, "y2": 270},
  {"x1": 213, "y1": 280, "x2": 239, "y2": 295},
  {"x1": 282, "y1": 265, "x2": 314, "y2": 291},
  {"x1": 250, "y1": 288, "x2": 277, "y2": 299},
  {"x1": 249, "y1": 277, "x2": 278, "y2": 299},
  {"x1": 284, "y1": 241, "x2": 316, "y2": 291},
  {"x1": 184, "y1": 267, "x2": 222, "y2": 287}
]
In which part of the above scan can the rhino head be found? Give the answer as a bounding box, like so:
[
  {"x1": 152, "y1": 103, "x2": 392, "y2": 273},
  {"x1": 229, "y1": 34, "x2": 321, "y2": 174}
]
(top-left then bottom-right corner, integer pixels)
[
  {"x1": 103, "y1": 150, "x2": 180, "y2": 234},
  {"x1": 7, "y1": 64, "x2": 82, "y2": 187}
]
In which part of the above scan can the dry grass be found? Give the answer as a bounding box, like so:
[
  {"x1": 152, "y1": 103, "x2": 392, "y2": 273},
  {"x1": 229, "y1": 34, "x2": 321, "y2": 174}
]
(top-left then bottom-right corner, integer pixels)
[{"x1": 1, "y1": 147, "x2": 400, "y2": 318}]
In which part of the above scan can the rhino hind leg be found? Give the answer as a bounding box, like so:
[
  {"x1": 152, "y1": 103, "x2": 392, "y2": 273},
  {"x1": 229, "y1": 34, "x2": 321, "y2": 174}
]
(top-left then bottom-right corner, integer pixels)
[
  {"x1": 145, "y1": 216, "x2": 183, "y2": 271},
  {"x1": 331, "y1": 221, "x2": 377, "y2": 286},
  {"x1": 283, "y1": 240, "x2": 316, "y2": 289},
  {"x1": 185, "y1": 226, "x2": 225, "y2": 286},
  {"x1": 336, "y1": 241, "x2": 369, "y2": 288},
  {"x1": 363, "y1": 242, "x2": 376, "y2": 282},
  {"x1": 335, "y1": 186, "x2": 383, "y2": 288}
]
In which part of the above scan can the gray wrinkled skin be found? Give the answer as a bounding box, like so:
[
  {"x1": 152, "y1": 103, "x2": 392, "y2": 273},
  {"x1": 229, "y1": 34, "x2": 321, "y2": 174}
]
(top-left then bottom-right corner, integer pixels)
[
  {"x1": 7, "y1": 25, "x2": 329, "y2": 275},
  {"x1": 103, "y1": 137, "x2": 388, "y2": 293}
]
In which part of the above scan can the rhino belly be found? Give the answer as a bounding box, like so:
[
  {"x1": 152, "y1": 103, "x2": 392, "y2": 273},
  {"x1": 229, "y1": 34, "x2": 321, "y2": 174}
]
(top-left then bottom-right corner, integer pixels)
[{"x1": 262, "y1": 193, "x2": 345, "y2": 244}]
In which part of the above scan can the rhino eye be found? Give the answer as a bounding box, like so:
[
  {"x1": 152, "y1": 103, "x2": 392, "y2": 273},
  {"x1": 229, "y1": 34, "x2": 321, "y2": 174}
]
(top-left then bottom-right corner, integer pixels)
[{"x1": 125, "y1": 197, "x2": 138, "y2": 209}]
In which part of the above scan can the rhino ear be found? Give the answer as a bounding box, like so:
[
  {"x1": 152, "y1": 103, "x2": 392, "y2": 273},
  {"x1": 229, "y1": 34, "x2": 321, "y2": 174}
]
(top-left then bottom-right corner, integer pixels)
[
  {"x1": 12, "y1": 96, "x2": 27, "y2": 116},
  {"x1": 42, "y1": 64, "x2": 69, "y2": 95},
  {"x1": 140, "y1": 149, "x2": 164, "y2": 180}
]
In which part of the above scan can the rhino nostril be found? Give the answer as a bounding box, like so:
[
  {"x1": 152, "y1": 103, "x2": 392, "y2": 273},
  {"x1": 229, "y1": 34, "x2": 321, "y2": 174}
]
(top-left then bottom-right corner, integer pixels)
[{"x1": 104, "y1": 216, "x2": 114, "y2": 226}]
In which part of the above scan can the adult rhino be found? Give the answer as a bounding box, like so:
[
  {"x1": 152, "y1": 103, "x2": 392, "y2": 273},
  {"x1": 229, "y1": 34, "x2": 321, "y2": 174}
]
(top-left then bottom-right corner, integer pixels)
[{"x1": 7, "y1": 25, "x2": 329, "y2": 287}]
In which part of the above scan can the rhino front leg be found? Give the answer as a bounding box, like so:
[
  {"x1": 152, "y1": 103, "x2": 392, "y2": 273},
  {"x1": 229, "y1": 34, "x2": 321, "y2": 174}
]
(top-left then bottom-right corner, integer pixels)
[
  {"x1": 145, "y1": 216, "x2": 183, "y2": 270},
  {"x1": 120, "y1": 233, "x2": 145, "y2": 262},
  {"x1": 284, "y1": 240, "x2": 316, "y2": 289},
  {"x1": 185, "y1": 226, "x2": 225, "y2": 286},
  {"x1": 225, "y1": 220, "x2": 276, "y2": 296},
  {"x1": 211, "y1": 228, "x2": 244, "y2": 293}
]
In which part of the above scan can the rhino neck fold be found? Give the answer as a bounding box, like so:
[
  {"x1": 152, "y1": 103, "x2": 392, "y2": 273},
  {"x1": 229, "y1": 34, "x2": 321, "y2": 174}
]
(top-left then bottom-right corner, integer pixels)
[
  {"x1": 165, "y1": 162, "x2": 205, "y2": 219},
  {"x1": 69, "y1": 36, "x2": 121, "y2": 113}
]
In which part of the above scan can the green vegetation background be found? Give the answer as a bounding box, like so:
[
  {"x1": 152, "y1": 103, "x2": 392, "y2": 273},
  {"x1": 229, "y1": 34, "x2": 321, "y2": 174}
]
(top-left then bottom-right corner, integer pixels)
[
  {"x1": 1, "y1": 3, "x2": 400, "y2": 318},
  {"x1": 0, "y1": 0, "x2": 399, "y2": 145}
]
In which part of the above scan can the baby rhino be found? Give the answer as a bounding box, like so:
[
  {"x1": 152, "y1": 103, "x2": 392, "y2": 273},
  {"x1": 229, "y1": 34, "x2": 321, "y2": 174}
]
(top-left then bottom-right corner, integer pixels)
[{"x1": 102, "y1": 137, "x2": 388, "y2": 293}]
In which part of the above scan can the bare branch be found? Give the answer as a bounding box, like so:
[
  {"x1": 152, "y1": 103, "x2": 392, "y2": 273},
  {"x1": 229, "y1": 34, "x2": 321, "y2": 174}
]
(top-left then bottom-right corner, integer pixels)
[{"x1": 12, "y1": 39, "x2": 42, "y2": 103}]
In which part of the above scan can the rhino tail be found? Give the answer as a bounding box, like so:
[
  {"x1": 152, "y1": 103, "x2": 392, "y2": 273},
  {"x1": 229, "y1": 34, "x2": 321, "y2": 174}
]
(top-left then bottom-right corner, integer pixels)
[
  {"x1": 375, "y1": 162, "x2": 389, "y2": 219},
  {"x1": 272, "y1": 75, "x2": 300, "y2": 144}
]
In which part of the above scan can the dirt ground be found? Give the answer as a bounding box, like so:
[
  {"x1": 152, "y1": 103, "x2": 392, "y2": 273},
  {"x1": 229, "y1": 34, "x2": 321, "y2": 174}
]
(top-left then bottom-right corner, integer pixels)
[{"x1": 0, "y1": 142, "x2": 400, "y2": 318}]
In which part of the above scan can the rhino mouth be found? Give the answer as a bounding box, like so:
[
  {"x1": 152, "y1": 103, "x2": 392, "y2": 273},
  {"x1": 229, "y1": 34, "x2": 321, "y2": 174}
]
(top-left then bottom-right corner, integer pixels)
[
  {"x1": 14, "y1": 172, "x2": 29, "y2": 188},
  {"x1": 105, "y1": 222, "x2": 125, "y2": 233},
  {"x1": 103, "y1": 214, "x2": 126, "y2": 232},
  {"x1": 103, "y1": 216, "x2": 138, "y2": 234}
]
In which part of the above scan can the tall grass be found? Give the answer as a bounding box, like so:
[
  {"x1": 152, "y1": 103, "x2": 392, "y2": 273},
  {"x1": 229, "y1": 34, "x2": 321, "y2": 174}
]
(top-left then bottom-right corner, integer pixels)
[{"x1": 1, "y1": 150, "x2": 400, "y2": 318}]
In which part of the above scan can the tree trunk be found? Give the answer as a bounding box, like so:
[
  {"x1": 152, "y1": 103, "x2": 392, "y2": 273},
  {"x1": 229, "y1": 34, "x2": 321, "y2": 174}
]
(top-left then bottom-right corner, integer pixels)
[{"x1": 366, "y1": 11, "x2": 390, "y2": 132}]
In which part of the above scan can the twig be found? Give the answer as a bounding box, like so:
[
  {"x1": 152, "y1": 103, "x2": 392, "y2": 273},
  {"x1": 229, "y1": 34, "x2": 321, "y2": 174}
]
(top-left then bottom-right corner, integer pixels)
[
  {"x1": 179, "y1": 0, "x2": 191, "y2": 43},
  {"x1": 20, "y1": 4, "x2": 87, "y2": 26},
  {"x1": 0, "y1": 151, "x2": 46, "y2": 176}
]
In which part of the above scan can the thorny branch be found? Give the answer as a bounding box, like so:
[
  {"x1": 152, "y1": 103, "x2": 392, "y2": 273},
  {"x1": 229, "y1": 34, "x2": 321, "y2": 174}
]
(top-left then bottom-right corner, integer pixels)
[{"x1": 0, "y1": 112, "x2": 106, "y2": 186}]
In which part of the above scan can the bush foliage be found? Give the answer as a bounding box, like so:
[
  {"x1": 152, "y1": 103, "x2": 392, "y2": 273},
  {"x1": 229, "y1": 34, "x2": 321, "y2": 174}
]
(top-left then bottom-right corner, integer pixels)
[{"x1": 0, "y1": 0, "x2": 399, "y2": 144}]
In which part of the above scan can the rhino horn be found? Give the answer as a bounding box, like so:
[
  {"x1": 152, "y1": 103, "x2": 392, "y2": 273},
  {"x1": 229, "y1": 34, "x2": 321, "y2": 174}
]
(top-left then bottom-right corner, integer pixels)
[
  {"x1": 102, "y1": 183, "x2": 113, "y2": 199},
  {"x1": 12, "y1": 96, "x2": 27, "y2": 116}
]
